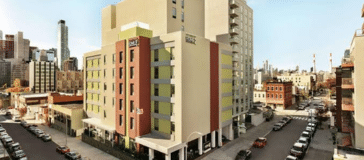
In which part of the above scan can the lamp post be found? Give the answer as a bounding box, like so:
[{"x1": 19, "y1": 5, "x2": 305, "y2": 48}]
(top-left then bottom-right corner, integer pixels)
[{"x1": 185, "y1": 131, "x2": 203, "y2": 160}]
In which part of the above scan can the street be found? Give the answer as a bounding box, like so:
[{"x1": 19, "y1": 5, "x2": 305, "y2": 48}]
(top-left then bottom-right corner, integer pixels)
[
  {"x1": 250, "y1": 117, "x2": 307, "y2": 160},
  {"x1": 0, "y1": 115, "x2": 66, "y2": 160}
]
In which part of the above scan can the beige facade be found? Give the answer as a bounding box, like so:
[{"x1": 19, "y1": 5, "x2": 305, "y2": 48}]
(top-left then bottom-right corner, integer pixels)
[
  {"x1": 278, "y1": 74, "x2": 315, "y2": 92},
  {"x1": 56, "y1": 70, "x2": 83, "y2": 93},
  {"x1": 49, "y1": 103, "x2": 84, "y2": 136},
  {"x1": 253, "y1": 90, "x2": 266, "y2": 104},
  {"x1": 29, "y1": 60, "x2": 56, "y2": 93}
]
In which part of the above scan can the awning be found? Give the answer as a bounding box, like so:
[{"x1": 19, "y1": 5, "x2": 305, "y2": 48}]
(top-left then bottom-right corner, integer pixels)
[
  {"x1": 135, "y1": 133, "x2": 184, "y2": 154},
  {"x1": 82, "y1": 118, "x2": 115, "y2": 132}
]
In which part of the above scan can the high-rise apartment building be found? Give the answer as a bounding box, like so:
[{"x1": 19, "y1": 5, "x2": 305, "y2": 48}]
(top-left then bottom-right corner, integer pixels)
[
  {"x1": 56, "y1": 70, "x2": 83, "y2": 93},
  {"x1": 57, "y1": 20, "x2": 70, "y2": 70},
  {"x1": 0, "y1": 59, "x2": 11, "y2": 87},
  {"x1": 205, "y1": 0, "x2": 254, "y2": 129},
  {"x1": 82, "y1": 0, "x2": 253, "y2": 159},
  {"x1": 29, "y1": 50, "x2": 56, "y2": 93},
  {"x1": 63, "y1": 57, "x2": 78, "y2": 71},
  {"x1": 11, "y1": 60, "x2": 29, "y2": 86}
]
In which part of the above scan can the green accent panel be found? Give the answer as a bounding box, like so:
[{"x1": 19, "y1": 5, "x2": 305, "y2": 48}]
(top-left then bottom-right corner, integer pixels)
[
  {"x1": 151, "y1": 67, "x2": 155, "y2": 80},
  {"x1": 222, "y1": 69, "x2": 233, "y2": 79},
  {"x1": 151, "y1": 101, "x2": 154, "y2": 113},
  {"x1": 93, "y1": 59, "x2": 99, "y2": 67},
  {"x1": 159, "y1": 102, "x2": 171, "y2": 116},
  {"x1": 87, "y1": 60, "x2": 92, "y2": 68},
  {"x1": 159, "y1": 119, "x2": 171, "y2": 134},
  {"x1": 87, "y1": 93, "x2": 92, "y2": 101},
  {"x1": 93, "y1": 105, "x2": 99, "y2": 114},
  {"x1": 87, "y1": 71, "x2": 92, "y2": 79},
  {"x1": 159, "y1": 66, "x2": 171, "y2": 79},
  {"x1": 159, "y1": 48, "x2": 171, "y2": 62},
  {"x1": 222, "y1": 96, "x2": 233, "y2": 107},
  {"x1": 151, "y1": 117, "x2": 155, "y2": 131},
  {"x1": 151, "y1": 84, "x2": 154, "y2": 96},
  {"x1": 151, "y1": 50, "x2": 154, "y2": 62},
  {"x1": 93, "y1": 94, "x2": 98, "y2": 102},
  {"x1": 159, "y1": 84, "x2": 171, "y2": 97},
  {"x1": 93, "y1": 82, "x2": 99, "y2": 90},
  {"x1": 125, "y1": 136, "x2": 130, "y2": 149},
  {"x1": 93, "y1": 71, "x2": 98, "y2": 79},
  {"x1": 118, "y1": 27, "x2": 153, "y2": 40},
  {"x1": 221, "y1": 54, "x2": 232, "y2": 65},
  {"x1": 87, "y1": 82, "x2": 92, "y2": 90},
  {"x1": 87, "y1": 104, "x2": 92, "y2": 111},
  {"x1": 222, "y1": 109, "x2": 232, "y2": 122},
  {"x1": 222, "y1": 83, "x2": 232, "y2": 93}
]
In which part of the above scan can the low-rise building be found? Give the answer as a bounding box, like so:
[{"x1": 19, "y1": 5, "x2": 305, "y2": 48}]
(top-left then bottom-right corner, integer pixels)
[
  {"x1": 48, "y1": 103, "x2": 84, "y2": 136},
  {"x1": 253, "y1": 90, "x2": 266, "y2": 105},
  {"x1": 266, "y1": 81, "x2": 293, "y2": 109}
]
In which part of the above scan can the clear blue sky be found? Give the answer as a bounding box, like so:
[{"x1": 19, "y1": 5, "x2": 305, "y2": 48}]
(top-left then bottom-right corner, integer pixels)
[{"x1": 0, "y1": 0, "x2": 363, "y2": 71}]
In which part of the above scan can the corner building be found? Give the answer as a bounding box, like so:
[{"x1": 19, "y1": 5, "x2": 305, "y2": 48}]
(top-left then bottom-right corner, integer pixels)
[{"x1": 83, "y1": 0, "x2": 253, "y2": 159}]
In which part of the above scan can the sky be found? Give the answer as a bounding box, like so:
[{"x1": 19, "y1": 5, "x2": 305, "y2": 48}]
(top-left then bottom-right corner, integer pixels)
[{"x1": 0, "y1": 0, "x2": 363, "y2": 71}]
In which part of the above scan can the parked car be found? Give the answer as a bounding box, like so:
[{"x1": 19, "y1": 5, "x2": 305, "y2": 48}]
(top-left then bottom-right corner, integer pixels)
[
  {"x1": 279, "y1": 120, "x2": 287, "y2": 126},
  {"x1": 0, "y1": 135, "x2": 10, "y2": 142},
  {"x1": 65, "y1": 152, "x2": 81, "y2": 160},
  {"x1": 4, "y1": 138, "x2": 14, "y2": 147},
  {"x1": 56, "y1": 146, "x2": 70, "y2": 154},
  {"x1": 273, "y1": 123, "x2": 284, "y2": 131},
  {"x1": 235, "y1": 150, "x2": 251, "y2": 160},
  {"x1": 0, "y1": 127, "x2": 6, "y2": 133},
  {"x1": 23, "y1": 124, "x2": 30, "y2": 128},
  {"x1": 42, "y1": 134, "x2": 52, "y2": 142},
  {"x1": 18, "y1": 157, "x2": 28, "y2": 160},
  {"x1": 0, "y1": 132, "x2": 8, "y2": 137},
  {"x1": 307, "y1": 118, "x2": 318, "y2": 125},
  {"x1": 290, "y1": 143, "x2": 305, "y2": 159},
  {"x1": 9, "y1": 142, "x2": 22, "y2": 153},
  {"x1": 253, "y1": 137, "x2": 267, "y2": 148},
  {"x1": 297, "y1": 137, "x2": 309, "y2": 150},
  {"x1": 308, "y1": 123, "x2": 317, "y2": 129},
  {"x1": 27, "y1": 126, "x2": 36, "y2": 132},
  {"x1": 5, "y1": 111, "x2": 11, "y2": 116},
  {"x1": 301, "y1": 131, "x2": 312, "y2": 143},
  {"x1": 12, "y1": 150, "x2": 26, "y2": 159},
  {"x1": 282, "y1": 116, "x2": 292, "y2": 124},
  {"x1": 36, "y1": 132, "x2": 45, "y2": 138},
  {"x1": 285, "y1": 155, "x2": 298, "y2": 160},
  {"x1": 20, "y1": 121, "x2": 27, "y2": 127},
  {"x1": 31, "y1": 129, "x2": 43, "y2": 135}
]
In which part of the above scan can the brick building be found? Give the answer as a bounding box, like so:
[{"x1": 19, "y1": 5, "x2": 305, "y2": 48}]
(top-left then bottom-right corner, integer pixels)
[
  {"x1": 63, "y1": 57, "x2": 78, "y2": 71},
  {"x1": 11, "y1": 60, "x2": 29, "y2": 86},
  {"x1": 266, "y1": 81, "x2": 293, "y2": 109},
  {"x1": 56, "y1": 70, "x2": 83, "y2": 93}
]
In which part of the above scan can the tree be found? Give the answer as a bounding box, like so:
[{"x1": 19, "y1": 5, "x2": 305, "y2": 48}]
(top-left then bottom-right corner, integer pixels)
[{"x1": 19, "y1": 108, "x2": 27, "y2": 118}]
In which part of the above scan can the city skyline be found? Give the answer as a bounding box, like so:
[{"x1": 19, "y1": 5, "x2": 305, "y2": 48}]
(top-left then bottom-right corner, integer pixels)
[{"x1": 0, "y1": 0, "x2": 362, "y2": 70}]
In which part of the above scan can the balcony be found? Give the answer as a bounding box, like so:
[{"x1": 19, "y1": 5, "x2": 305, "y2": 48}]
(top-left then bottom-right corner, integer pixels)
[
  {"x1": 342, "y1": 78, "x2": 354, "y2": 89},
  {"x1": 342, "y1": 98, "x2": 354, "y2": 111},
  {"x1": 229, "y1": 9, "x2": 239, "y2": 18},
  {"x1": 229, "y1": 18, "x2": 238, "y2": 26},
  {"x1": 229, "y1": 0, "x2": 239, "y2": 8},
  {"x1": 232, "y1": 45, "x2": 239, "y2": 53},
  {"x1": 229, "y1": 28, "x2": 239, "y2": 36},
  {"x1": 342, "y1": 59, "x2": 354, "y2": 68},
  {"x1": 230, "y1": 36, "x2": 240, "y2": 44}
]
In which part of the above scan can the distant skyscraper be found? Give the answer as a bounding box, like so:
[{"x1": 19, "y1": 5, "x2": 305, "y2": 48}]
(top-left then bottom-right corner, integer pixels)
[
  {"x1": 0, "y1": 30, "x2": 2, "y2": 40},
  {"x1": 313, "y1": 54, "x2": 316, "y2": 73},
  {"x1": 57, "y1": 20, "x2": 70, "y2": 70},
  {"x1": 329, "y1": 53, "x2": 333, "y2": 73}
]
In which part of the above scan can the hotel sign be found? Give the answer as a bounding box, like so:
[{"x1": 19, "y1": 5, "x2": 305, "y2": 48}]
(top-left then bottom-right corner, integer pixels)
[
  {"x1": 129, "y1": 39, "x2": 139, "y2": 48},
  {"x1": 186, "y1": 34, "x2": 196, "y2": 44}
]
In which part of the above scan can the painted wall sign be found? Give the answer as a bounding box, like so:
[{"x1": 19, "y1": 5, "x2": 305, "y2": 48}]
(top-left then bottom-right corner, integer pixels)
[
  {"x1": 186, "y1": 34, "x2": 196, "y2": 44},
  {"x1": 129, "y1": 39, "x2": 139, "y2": 47}
]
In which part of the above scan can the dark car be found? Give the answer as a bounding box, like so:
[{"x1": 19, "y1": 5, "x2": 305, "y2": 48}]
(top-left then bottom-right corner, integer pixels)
[
  {"x1": 20, "y1": 121, "x2": 27, "y2": 127},
  {"x1": 65, "y1": 152, "x2": 81, "y2": 160},
  {"x1": 5, "y1": 111, "x2": 11, "y2": 116},
  {"x1": 0, "y1": 135, "x2": 10, "y2": 142},
  {"x1": 0, "y1": 127, "x2": 6, "y2": 133},
  {"x1": 56, "y1": 146, "x2": 70, "y2": 154},
  {"x1": 31, "y1": 129, "x2": 42, "y2": 135},
  {"x1": 27, "y1": 126, "x2": 36, "y2": 132},
  {"x1": 12, "y1": 150, "x2": 26, "y2": 159},
  {"x1": 282, "y1": 116, "x2": 292, "y2": 124},
  {"x1": 42, "y1": 134, "x2": 52, "y2": 142},
  {"x1": 253, "y1": 137, "x2": 267, "y2": 148},
  {"x1": 235, "y1": 150, "x2": 251, "y2": 160},
  {"x1": 4, "y1": 138, "x2": 14, "y2": 147},
  {"x1": 23, "y1": 124, "x2": 30, "y2": 128},
  {"x1": 9, "y1": 142, "x2": 22, "y2": 153},
  {"x1": 301, "y1": 131, "x2": 311, "y2": 143},
  {"x1": 35, "y1": 131, "x2": 45, "y2": 138},
  {"x1": 273, "y1": 123, "x2": 284, "y2": 131},
  {"x1": 290, "y1": 143, "x2": 305, "y2": 158},
  {"x1": 279, "y1": 120, "x2": 287, "y2": 126}
]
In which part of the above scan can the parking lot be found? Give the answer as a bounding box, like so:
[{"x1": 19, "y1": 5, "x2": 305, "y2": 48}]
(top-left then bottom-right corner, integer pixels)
[
  {"x1": 250, "y1": 117, "x2": 307, "y2": 160},
  {"x1": 0, "y1": 116, "x2": 66, "y2": 160}
]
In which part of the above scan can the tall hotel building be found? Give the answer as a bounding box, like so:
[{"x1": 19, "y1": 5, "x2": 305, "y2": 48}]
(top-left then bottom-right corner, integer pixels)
[
  {"x1": 29, "y1": 50, "x2": 56, "y2": 93},
  {"x1": 83, "y1": 0, "x2": 253, "y2": 159},
  {"x1": 57, "y1": 20, "x2": 70, "y2": 70}
]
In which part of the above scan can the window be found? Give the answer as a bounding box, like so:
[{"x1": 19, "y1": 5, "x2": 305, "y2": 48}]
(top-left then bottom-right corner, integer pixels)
[
  {"x1": 263, "y1": 94, "x2": 265, "y2": 98},
  {"x1": 119, "y1": 83, "x2": 122, "y2": 94},
  {"x1": 113, "y1": 53, "x2": 115, "y2": 64},
  {"x1": 104, "y1": 110, "x2": 106, "y2": 118},
  {"x1": 104, "y1": 83, "x2": 107, "y2": 91},
  {"x1": 113, "y1": 97, "x2": 115, "y2": 106},
  {"x1": 172, "y1": 0, "x2": 176, "y2": 4},
  {"x1": 267, "y1": 87, "x2": 270, "y2": 91},
  {"x1": 267, "y1": 94, "x2": 269, "y2": 98},
  {"x1": 271, "y1": 94, "x2": 273, "y2": 98},
  {"x1": 119, "y1": 115, "x2": 122, "y2": 126},
  {"x1": 154, "y1": 101, "x2": 159, "y2": 113},
  {"x1": 130, "y1": 67, "x2": 134, "y2": 79},
  {"x1": 172, "y1": 7, "x2": 176, "y2": 18},
  {"x1": 154, "y1": 67, "x2": 159, "y2": 79},
  {"x1": 280, "y1": 94, "x2": 282, "y2": 99},
  {"x1": 130, "y1": 50, "x2": 134, "y2": 62},
  {"x1": 181, "y1": 12, "x2": 184, "y2": 22},
  {"x1": 130, "y1": 117, "x2": 134, "y2": 129},
  {"x1": 104, "y1": 55, "x2": 106, "y2": 64},
  {"x1": 171, "y1": 122, "x2": 175, "y2": 133},
  {"x1": 119, "y1": 51, "x2": 123, "y2": 63},
  {"x1": 181, "y1": 0, "x2": 184, "y2": 8},
  {"x1": 130, "y1": 84, "x2": 134, "y2": 95},
  {"x1": 113, "y1": 68, "x2": 115, "y2": 78},
  {"x1": 271, "y1": 87, "x2": 273, "y2": 90},
  {"x1": 280, "y1": 87, "x2": 282, "y2": 91},
  {"x1": 104, "y1": 96, "x2": 106, "y2": 105},
  {"x1": 275, "y1": 87, "x2": 278, "y2": 91},
  {"x1": 171, "y1": 85, "x2": 175, "y2": 97},
  {"x1": 113, "y1": 83, "x2": 115, "y2": 91},
  {"x1": 119, "y1": 68, "x2": 123, "y2": 79},
  {"x1": 276, "y1": 94, "x2": 278, "y2": 99},
  {"x1": 181, "y1": 25, "x2": 184, "y2": 31},
  {"x1": 154, "y1": 49, "x2": 159, "y2": 62},
  {"x1": 130, "y1": 101, "x2": 134, "y2": 112},
  {"x1": 154, "y1": 84, "x2": 159, "y2": 96},
  {"x1": 258, "y1": 94, "x2": 260, "y2": 98},
  {"x1": 119, "y1": 99, "x2": 123, "y2": 110},
  {"x1": 255, "y1": 94, "x2": 256, "y2": 97},
  {"x1": 154, "y1": 118, "x2": 159, "y2": 130}
]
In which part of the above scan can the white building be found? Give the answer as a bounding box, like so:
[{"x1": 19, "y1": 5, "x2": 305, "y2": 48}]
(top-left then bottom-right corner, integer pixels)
[{"x1": 57, "y1": 20, "x2": 70, "y2": 70}]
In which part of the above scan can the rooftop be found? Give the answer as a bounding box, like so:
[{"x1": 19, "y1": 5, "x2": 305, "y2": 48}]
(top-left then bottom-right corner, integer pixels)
[{"x1": 56, "y1": 103, "x2": 83, "y2": 110}]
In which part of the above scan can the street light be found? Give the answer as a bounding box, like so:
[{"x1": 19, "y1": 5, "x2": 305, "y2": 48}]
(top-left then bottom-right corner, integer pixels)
[{"x1": 185, "y1": 131, "x2": 203, "y2": 160}]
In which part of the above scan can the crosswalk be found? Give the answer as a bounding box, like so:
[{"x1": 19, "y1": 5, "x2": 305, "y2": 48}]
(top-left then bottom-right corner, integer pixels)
[{"x1": 292, "y1": 116, "x2": 309, "y2": 121}]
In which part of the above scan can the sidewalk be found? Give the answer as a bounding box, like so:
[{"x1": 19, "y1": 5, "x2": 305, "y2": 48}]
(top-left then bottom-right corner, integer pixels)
[
  {"x1": 36, "y1": 124, "x2": 118, "y2": 160},
  {"x1": 198, "y1": 114, "x2": 285, "y2": 160}
]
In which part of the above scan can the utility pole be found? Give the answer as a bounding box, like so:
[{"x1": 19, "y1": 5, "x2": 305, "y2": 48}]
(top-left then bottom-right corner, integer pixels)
[{"x1": 66, "y1": 117, "x2": 68, "y2": 146}]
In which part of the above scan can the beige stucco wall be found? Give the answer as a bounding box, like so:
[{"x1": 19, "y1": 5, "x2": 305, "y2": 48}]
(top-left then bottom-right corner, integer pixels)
[
  {"x1": 253, "y1": 90, "x2": 266, "y2": 104},
  {"x1": 352, "y1": 36, "x2": 364, "y2": 148},
  {"x1": 204, "y1": 0, "x2": 229, "y2": 42}
]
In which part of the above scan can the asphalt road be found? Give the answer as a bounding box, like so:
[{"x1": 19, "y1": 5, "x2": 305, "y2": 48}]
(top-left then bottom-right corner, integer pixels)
[
  {"x1": 250, "y1": 117, "x2": 307, "y2": 160},
  {"x1": 0, "y1": 116, "x2": 66, "y2": 160}
]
